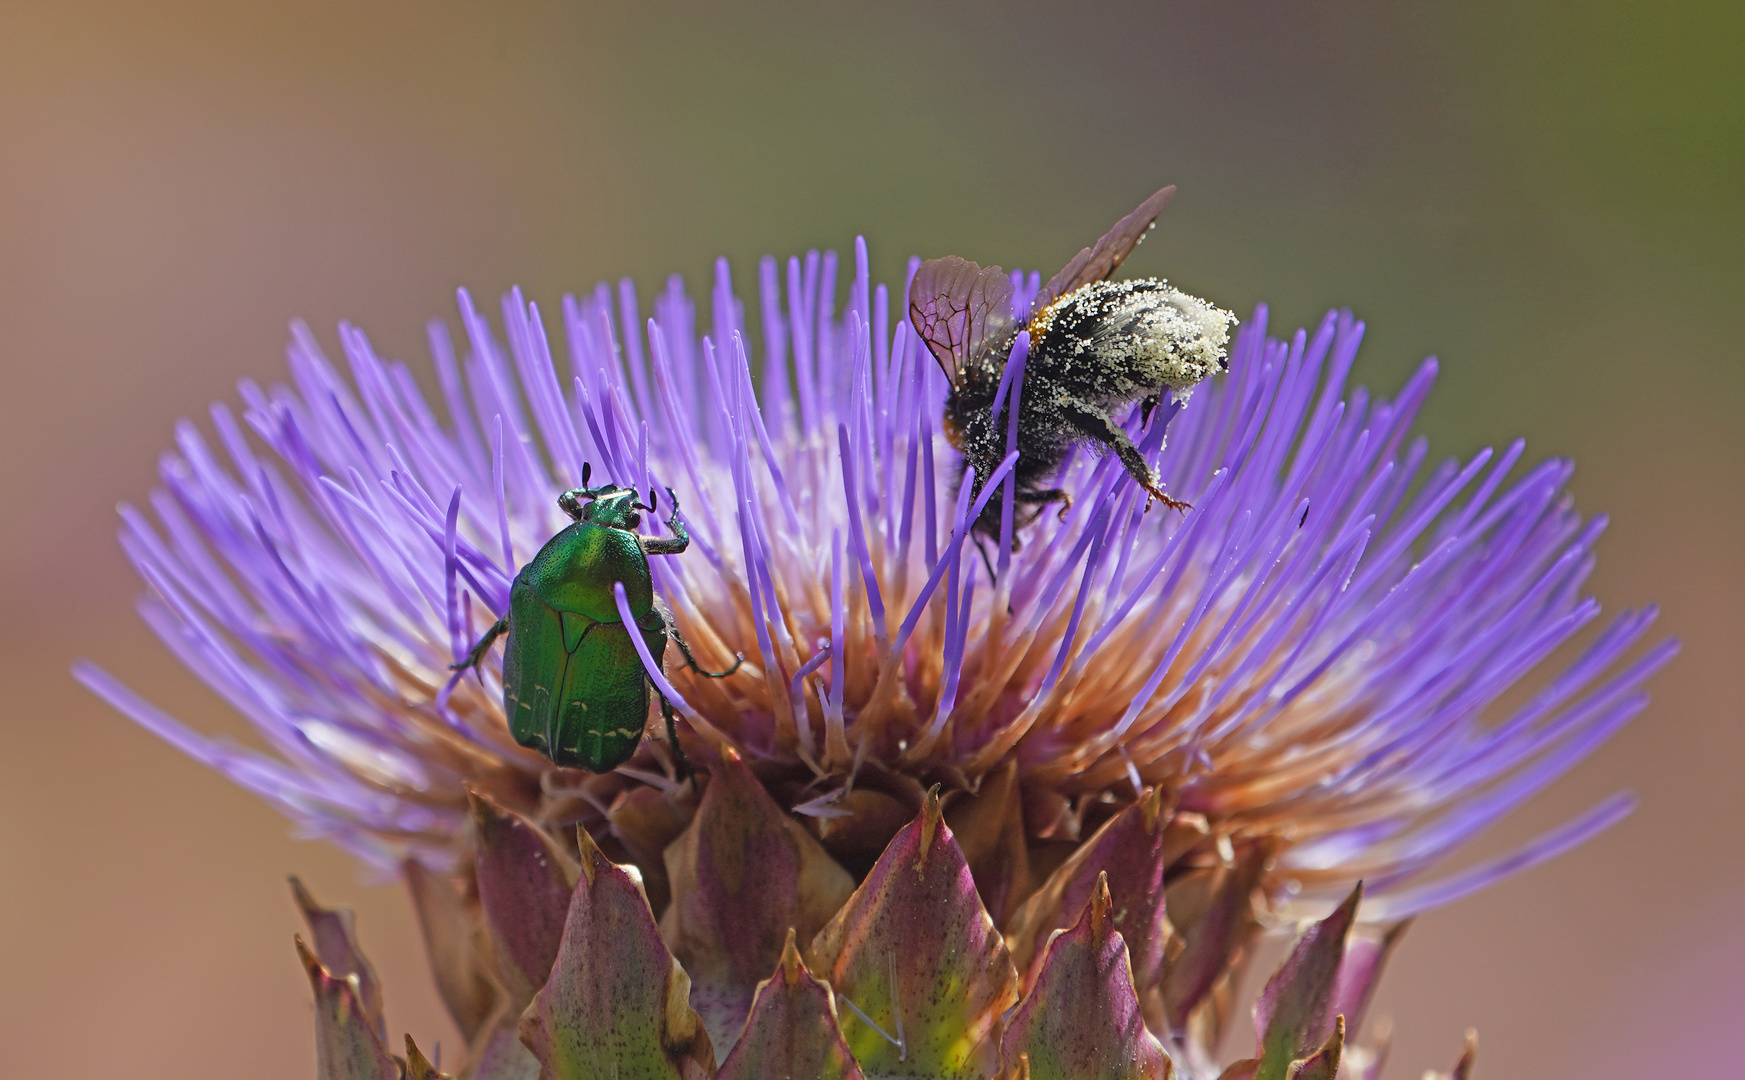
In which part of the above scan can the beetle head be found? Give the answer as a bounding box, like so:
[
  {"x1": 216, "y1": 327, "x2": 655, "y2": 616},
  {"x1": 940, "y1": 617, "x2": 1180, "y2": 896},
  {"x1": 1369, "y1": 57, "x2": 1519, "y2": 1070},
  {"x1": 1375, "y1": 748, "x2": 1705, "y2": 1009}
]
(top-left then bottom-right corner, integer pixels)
[
  {"x1": 563, "y1": 485, "x2": 652, "y2": 532},
  {"x1": 559, "y1": 463, "x2": 658, "y2": 530}
]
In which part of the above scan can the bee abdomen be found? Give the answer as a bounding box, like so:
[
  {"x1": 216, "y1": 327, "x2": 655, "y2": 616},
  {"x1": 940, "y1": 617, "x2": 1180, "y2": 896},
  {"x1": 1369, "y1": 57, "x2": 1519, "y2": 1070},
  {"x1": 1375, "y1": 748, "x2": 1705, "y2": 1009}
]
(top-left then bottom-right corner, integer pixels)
[{"x1": 1033, "y1": 278, "x2": 1235, "y2": 402}]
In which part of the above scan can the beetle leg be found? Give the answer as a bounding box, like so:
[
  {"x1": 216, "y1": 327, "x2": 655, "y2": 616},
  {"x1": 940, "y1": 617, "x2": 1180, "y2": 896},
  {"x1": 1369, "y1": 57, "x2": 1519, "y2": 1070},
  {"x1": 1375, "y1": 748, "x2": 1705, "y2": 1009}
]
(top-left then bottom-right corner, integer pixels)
[
  {"x1": 642, "y1": 489, "x2": 690, "y2": 556},
  {"x1": 657, "y1": 688, "x2": 693, "y2": 783},
  {"x1": 450, "y1": 617, "x2": 507, "y2": 676},
  {"x1": 669, "y1": 617, "x2": 744, "y2": 679}
]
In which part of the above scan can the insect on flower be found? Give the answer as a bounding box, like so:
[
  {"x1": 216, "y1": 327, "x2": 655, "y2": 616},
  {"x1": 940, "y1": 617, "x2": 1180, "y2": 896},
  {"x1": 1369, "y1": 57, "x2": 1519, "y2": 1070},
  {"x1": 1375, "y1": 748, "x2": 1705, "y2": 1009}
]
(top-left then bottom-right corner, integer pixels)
[
  {"x1": 909, "y1": 185, "x2": 1237, "y2": 545},
  {"x1": 451, "y1": 462, "x2": 741, "y2": 775},
  {"x1": 72, "y1": 202, "x2": 1676, "y2": 1080}
]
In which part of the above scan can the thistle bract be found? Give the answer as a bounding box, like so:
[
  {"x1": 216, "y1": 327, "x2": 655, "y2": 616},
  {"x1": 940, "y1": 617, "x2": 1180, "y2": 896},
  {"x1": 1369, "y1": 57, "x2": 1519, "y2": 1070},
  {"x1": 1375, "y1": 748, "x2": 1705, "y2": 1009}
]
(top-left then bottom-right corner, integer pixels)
[{"x1": 79, "y1": 235, "x2": 1672, "y2": 1078}]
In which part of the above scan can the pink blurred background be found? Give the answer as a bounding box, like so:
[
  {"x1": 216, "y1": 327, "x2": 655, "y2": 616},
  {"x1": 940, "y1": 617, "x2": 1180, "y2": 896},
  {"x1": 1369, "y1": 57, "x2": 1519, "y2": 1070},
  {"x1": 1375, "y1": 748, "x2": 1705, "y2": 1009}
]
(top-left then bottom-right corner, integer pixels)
[{"x1": 1, "y1": 2, "x2": 1739, "y2": 1076}]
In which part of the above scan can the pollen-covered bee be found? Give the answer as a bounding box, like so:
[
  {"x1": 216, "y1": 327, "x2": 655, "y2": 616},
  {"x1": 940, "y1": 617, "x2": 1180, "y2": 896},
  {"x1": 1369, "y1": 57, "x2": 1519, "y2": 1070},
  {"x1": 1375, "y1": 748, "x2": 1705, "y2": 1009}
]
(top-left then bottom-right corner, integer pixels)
[{"x1": 908, "y1": 186, "x2": 1235, "y2": 544}]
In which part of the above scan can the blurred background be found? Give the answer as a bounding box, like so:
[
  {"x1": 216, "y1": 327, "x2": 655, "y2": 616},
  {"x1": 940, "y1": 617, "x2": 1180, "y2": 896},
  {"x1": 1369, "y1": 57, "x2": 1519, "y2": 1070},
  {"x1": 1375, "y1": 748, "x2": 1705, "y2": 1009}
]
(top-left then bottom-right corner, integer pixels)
[{"x1": 1, "y1": 1, "x2": 1739, "y2": 1076}]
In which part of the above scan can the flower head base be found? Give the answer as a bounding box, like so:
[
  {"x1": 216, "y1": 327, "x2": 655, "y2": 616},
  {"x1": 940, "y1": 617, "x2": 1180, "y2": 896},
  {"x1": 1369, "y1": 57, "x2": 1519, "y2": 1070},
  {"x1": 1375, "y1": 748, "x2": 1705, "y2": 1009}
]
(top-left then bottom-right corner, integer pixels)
[{"x1": 80, "y1": 231, "x2": 1672, "y2": 1077}]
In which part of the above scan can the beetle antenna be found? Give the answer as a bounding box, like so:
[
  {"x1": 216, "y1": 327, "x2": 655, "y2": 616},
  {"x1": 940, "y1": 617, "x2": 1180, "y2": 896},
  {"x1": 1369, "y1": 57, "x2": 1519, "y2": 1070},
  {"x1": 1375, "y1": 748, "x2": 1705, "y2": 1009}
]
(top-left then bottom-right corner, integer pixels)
[{"x1": 581, "y1": 461, "x2": 592, "y2": 489}]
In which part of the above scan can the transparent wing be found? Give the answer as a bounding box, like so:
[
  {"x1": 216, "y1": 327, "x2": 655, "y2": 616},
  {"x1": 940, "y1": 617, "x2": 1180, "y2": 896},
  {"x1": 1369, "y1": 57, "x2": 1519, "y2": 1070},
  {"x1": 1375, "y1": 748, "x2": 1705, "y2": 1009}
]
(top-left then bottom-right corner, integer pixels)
[
  {"x1": 907, "y1": 255, "x2": 1017, "y2": 390},
  {"x1": 1033, "y1": 185, "x2": 1176, "y2": 314}
]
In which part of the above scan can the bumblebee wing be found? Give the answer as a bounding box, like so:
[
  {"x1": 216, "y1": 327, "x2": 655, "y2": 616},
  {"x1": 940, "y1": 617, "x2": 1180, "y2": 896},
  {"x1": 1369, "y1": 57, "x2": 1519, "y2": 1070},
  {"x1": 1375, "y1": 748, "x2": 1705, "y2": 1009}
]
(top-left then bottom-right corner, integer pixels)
[
  {"x1": 1033, "y1": 185, "x2": 1176, "y2": 313},
  {"x1": 907, "y1": 255, "x2": 1016, "y2": 390}
]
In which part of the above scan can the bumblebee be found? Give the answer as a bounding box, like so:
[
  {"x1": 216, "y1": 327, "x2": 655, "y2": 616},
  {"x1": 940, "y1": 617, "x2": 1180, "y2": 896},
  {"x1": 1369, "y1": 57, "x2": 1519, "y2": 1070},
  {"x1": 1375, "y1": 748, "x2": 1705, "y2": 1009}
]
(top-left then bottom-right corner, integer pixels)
[{"x1": 908, "y1": 186, "x2": 1235, "y2": 544}]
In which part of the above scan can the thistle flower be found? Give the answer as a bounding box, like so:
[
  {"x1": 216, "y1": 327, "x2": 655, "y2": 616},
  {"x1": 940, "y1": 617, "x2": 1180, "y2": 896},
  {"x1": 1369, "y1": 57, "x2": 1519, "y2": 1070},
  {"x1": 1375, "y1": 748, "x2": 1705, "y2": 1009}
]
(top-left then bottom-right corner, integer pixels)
[{"x1": 78, "y1": 234, "x2": 1672, "y2": 1079}]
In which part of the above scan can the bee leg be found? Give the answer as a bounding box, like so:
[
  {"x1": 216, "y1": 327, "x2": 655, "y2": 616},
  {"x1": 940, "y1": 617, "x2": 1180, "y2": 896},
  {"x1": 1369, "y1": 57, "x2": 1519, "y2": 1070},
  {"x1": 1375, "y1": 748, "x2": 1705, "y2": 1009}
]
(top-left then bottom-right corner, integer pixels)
[
  {"x1": 1059, "y1": 396, "x2": 1191, "y2": 513},
  {"x1": 1138, "y1": 481, "x2": 1191, "y2": 515},
  {"x1": 667, "y1": 613, "x2": 743, "y2": 679},
  {"x1": 971, "y1": 534, "x2": 1001, "y2": 581},
  {"x1": 968, "y1": 534, "x2": 1016, "y2": 612},
  {"x1": 1017, "y1": 487, "x2": 1072, "y2": 521},
  {"x1": 656, "y1": 687, "x2": 693, "y2": 784},
  {"x1": 450, "y1": 617, "x2": 508, "y2": 678}
]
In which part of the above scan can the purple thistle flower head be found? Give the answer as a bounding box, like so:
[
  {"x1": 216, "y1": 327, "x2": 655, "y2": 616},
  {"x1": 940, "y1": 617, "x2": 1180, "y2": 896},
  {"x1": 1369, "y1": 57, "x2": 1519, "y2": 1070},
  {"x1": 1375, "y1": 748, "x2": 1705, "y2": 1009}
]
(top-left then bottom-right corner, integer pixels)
[{"x1": 76, "y1": 229, "x2": 1671, "y2": 927}]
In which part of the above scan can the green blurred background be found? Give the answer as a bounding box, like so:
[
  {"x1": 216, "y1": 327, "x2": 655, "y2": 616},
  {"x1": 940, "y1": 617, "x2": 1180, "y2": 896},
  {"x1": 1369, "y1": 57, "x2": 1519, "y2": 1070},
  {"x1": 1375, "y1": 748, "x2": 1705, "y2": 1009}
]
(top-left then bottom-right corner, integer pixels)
[{"x1": 1, "y1": 1, "x2": 1738, "y2": 1076}]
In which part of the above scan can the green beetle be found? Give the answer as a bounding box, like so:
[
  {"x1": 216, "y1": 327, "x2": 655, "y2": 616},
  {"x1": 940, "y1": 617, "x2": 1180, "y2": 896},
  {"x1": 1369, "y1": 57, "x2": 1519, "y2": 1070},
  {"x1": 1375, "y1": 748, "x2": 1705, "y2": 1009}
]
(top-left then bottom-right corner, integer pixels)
[{"x1": 452, "y1": 466, "x2": 740, "y2": 774}]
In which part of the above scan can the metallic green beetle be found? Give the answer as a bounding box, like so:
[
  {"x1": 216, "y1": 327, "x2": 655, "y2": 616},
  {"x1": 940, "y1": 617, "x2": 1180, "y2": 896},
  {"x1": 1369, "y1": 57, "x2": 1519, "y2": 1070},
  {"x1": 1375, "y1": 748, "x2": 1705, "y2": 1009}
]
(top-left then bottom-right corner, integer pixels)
[{"x1": 453, "y1": 467, "x2": 740, "y2": 774}]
